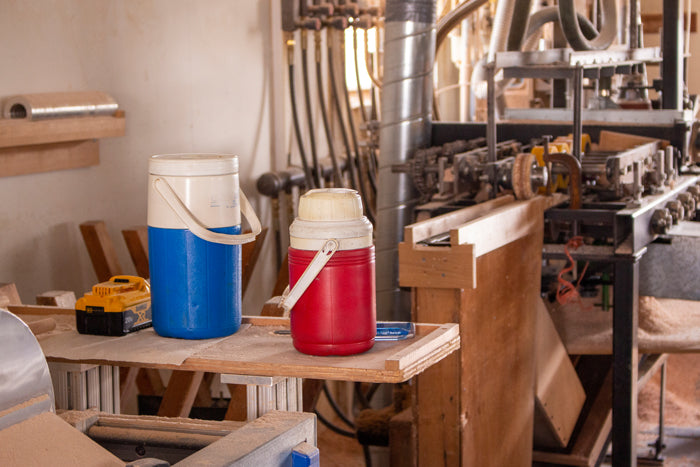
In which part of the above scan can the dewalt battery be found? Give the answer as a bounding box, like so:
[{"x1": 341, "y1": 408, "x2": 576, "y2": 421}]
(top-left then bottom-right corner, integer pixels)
[{"x1": 75, "y1": 275, "x2": 152, "y2": 336}]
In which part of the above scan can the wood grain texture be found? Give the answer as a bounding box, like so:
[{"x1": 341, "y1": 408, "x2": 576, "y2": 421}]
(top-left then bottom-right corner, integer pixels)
[
  {"x1": 409, "y1": 197, "x2": 549, "y2": 466},
  {"x1": 0, "y1": 140, "x2": 99, "y2": 177},
  {"x1": 79, "y1": 220, "x2": 123, "y2": 282},
  {"x1": 36, "y1": 290, "x2": 76, "y2": 308},
  {"x1": 0, "y1": 113, "x2": 125, "y2": 148},
  {"x1": 398, "y1": 243, "x2": 475, "y2": 289},
  {"x1": 0, "y1": 282, "x2": 22, "y2": 307},
  {"x1": 241, "y1": 227, "x2": 268, "y2": 297},
  {"x1": 121, "y1": 226, "x2": 150, "y2": 278},
  {"x1": 414, "y1": 288, "x2": 461, "y2": 467},
  {"x1": 534, "y1": 298, "x2": 586, "y2": 448},
  {"x1": 157, "y1": 370, "x2": 205, "y2": 418}
]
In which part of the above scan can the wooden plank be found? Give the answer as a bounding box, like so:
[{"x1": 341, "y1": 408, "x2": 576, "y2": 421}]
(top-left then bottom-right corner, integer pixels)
[
  {"x1": 459, "y1": 233, "x2": 541, "y2": 466},
  {"x1": 534, "y1": 298, "x2": 586, "y2": 448},
  {"x1": 412, "y1": 229, "x2": 543, "y2": 466},
  {"x1": 241, "y1": 227, "x2": 268, "y2": 296},
  {"x1": 414, "y1": 288, "x2": 461, "y2": 467},
  {"x1": 0, "y1": 113, "x2": 125, "y2": 148},
  {"x1": 157, "y1": 370, "x2": 204, "y2": 418},
  {"x1": 80, "y1": 220, "x2": 123, "y2": 282},
  {"x1": 225, "y1": 384, "x2": 250, "y2": 421},
  {"x1": 121, "y1": 226, "x2": 150, "y2": 278},
  {"x1": 31, "y1": 312, "x2": 458, "y2": 384},
  {"x1": 193, "y1": 372, "x2": 215, "y2": 407},
  {"x1": 398, "y1": 243, "x2": 475, "y2": 289},
  {"x1": 0, "y1": 282, "x2": 22, "y2": 307},
  {"x1": 8, "y1": 304, "x2": 74, "y2": 315},
  {"x1": 385, "y1": 323, "x2": 460, "y2": 371},
  {"x1": 533, "y1": 368, "x2": 613, "y2": 466},
  {"x1": 35, "y1": 290, "x2": 76, "y2": 308},
  {"x1": 119, "y1": 366, "x2": 139, "y2": 412},
  {"x1": 403, "y1": 195, "x2": 515, "y2": 244},
  {"x1": 0, "y1": 140, "x2": 99, "y2": 177},
  {"x1": 597, "y1": 130, "x2": 666, "y2": 152},
  {"x1": 449, "y1": 195, "x2": 557, "y2": 256}
]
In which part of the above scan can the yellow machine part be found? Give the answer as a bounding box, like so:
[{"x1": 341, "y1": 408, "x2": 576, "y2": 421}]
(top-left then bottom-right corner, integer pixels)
[
  {"x1": 76, "y1": 275, "x2": 150, "y2": 313},
  {"x1": 530, "y1": 134, "x2": 591, "y2": 193}
]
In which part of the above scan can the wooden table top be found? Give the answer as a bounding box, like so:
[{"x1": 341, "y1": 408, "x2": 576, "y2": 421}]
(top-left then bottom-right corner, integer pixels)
[{"x1": 10, "y1": 305, "x2": 459, "y2": 384}]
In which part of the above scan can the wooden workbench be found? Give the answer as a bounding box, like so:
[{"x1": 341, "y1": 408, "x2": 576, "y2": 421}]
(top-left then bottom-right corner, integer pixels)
[{"x1": 10, "y1": 306, "x2": 459, "y2": 384}]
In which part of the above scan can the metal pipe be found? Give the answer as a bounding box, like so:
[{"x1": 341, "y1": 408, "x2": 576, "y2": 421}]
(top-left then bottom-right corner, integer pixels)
[
  {"x1": 377, "y1": 0, "x2": 436, "y2": 321},
  {"x1": 315, "y1": 30, "x2": 344, "y2": 185}
]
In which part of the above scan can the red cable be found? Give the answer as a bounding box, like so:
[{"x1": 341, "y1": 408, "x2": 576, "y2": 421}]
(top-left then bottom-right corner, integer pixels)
[{"x1": 556, "y1": 236, "x2": 591, "y2": 309}]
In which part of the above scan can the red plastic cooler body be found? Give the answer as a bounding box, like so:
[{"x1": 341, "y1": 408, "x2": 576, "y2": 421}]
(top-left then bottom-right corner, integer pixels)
[{"x1": 288, "y1": 246, "x2": 376, "y2": 356}]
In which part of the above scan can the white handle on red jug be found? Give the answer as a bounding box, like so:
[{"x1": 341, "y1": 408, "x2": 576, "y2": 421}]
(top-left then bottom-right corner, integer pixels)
[
  {"x1": 279, "y1": 239, "x2": 338, "y2": 316},
  {"x1": 153, "y1": 177, "x2": 262, "y2": 245}
]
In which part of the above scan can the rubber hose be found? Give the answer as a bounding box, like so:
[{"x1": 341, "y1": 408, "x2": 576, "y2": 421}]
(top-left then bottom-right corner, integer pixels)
[
  {"x1": 315, "y1": 35, "x2": 343, "y2": 186},
  {"x1": 301, "y1": 33, "x2": 322, "y2": 188},
  {"x1": 288, "y1": 62, "x2": 316, "y2": 188},
  {"x1": 436, "y1": 0, "x2": 490, "y2": 51},
  {"x1": 328, "y1": 41, "x2": 359, "y2": 190},
  {"x1": 506, "y1": 0, "x2": 534, "y2": 51},
  {"x1": 524, "y1": 7, "x2": 598, "y2": 42},
  {"x1": 340, "y1": 40, "x2": 376, "y2": 224},
  {"x1": 558, "y1": 0, "x2": 617, "y2": 50}
]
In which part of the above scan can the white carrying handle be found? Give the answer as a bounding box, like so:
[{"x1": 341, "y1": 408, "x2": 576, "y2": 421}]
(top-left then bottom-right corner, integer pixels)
[
  {"x1": 154, "y1": 177, "x2": 262, "y2": 245},
  {"x1": 279, "y1": 239, "x2": 338, "y2": 316}
]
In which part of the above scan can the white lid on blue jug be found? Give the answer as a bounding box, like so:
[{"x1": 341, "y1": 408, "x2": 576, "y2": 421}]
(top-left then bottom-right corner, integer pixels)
[{"x1": 150, "y1": 154, "x2": 238, "y2": 177}]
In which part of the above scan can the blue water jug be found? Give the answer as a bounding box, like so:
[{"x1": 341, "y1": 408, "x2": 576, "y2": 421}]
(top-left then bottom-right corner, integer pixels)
[{"x1": 148, "y1": 154, "x2": 260, "y2": 339}]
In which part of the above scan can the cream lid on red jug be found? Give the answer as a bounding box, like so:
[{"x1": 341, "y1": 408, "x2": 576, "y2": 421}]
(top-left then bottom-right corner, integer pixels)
[{"x1": 290, "y1": 188, "x2": 373, "y2": 250}]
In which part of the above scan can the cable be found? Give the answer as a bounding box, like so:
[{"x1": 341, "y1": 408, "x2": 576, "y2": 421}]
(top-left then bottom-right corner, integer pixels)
[
  {"x1": 314, "y1": 409, "x2": 356, "y2": 438},
  {"x1": 352, "y1": 26, "x2": 368, "y2": 122},
  {"x1": 322, "y1": 381, "x2": 356, "y2": 429},
  {"x1": 315, "y1": 30, "x2": 344, "y2": 186},
  {"x1": 287, "y1": 38, "x2": 316, "y2": 189},
  {"x1": 328, "y1": 32, "x2": 359, "y2": 190},
  {"x1": 301, "y1": 30, "x2": 322, "y2": 188},
  {"x1": 340, "y1": 33, "x2": 376, "y2": 224}
]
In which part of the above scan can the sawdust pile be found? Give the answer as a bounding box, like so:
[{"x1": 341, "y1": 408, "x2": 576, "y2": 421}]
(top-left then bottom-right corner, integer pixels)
[
  {"x1": 639, "y1": 354, "x2": 700, "y2": 427},
  {"x1": 639, "y1": 296, "x2": 683, "y2": 334}
]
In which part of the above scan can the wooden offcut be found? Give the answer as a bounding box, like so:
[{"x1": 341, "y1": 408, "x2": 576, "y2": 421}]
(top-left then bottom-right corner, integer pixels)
[
  {"x1": 534, "y1": 298, "x2": 586, "y2": 448},
  {"x1": 157, "y1": 370, "x2": 205, "y2": 418},
  {"x1": 121, "y1": 226, "x2": 150, "y2": 278},
  {"x1": 79, "y1": 220, "x2": 123, "y2": 282},
  {"x1": 36, "y1": 290, "x2": 77, "y2": 308},
  {"x1": 0, "y1": 140, "x2": 99, "y2": 177},
  {"x1": 0, "y1": 282, "x2": 22, "y2": 307}
]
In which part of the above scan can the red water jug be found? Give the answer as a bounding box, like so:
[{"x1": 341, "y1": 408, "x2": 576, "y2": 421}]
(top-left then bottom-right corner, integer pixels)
[{"x1": 280, "y1": 189, "x2": 376, "y2": 356}]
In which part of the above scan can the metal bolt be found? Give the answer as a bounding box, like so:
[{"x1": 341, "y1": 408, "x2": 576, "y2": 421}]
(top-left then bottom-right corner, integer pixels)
[
  {"x1": 650, "y1": 208, "x2": 673, "y2": 234},
  {"x1": 665, "y1": 200, "x2": 685, "y2": 224}
]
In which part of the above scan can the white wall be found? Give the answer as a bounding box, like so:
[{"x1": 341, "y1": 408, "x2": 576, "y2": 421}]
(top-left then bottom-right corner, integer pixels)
[{"x1": 0, "y1": 0, "x2": 282, "y2": 312}]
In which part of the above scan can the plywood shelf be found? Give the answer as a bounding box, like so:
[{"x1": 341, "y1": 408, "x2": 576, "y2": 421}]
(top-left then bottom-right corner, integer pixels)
[
  {"x1": 10, "y1": 308, "x2": 460, "y2": 384},
  {"x1": 0, "y1": 112, "x2": 125, "y2": 177}
]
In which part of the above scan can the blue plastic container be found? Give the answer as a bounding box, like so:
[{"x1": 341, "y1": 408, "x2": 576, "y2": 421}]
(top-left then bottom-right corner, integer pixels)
[{"x1": 148, "y1": 154, "x2": 260, "y2": 339}]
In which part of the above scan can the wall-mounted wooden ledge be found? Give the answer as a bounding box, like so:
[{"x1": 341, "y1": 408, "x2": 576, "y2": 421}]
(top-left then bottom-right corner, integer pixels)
[{"x1": 0, "y1": 111, "x2": 125, "y2": 177}]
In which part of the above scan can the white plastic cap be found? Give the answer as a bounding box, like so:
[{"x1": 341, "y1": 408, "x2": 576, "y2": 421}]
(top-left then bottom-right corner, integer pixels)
[
  {"x1": 150, "y1": 154, "x2": 238, "y2": 176},
  {"x1": 298, "y1": 188, "x2": 363, "y2": 221}
]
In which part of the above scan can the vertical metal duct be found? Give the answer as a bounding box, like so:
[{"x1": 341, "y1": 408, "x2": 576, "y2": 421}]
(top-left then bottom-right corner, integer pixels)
[{"x1": 377, "y1": 0, "x2": 436, "y2": 321}]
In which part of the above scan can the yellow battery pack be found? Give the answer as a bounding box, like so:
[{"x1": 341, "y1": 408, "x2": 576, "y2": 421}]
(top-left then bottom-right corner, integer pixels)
[{"x1": 75, "y1": 275, "x2": 151, "y2": 336}]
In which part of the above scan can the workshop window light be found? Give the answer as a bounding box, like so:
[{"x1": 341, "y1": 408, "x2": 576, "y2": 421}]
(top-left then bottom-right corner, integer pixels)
[{"x1": 344, "y1": 27, "x2": 375, "y2": 92}]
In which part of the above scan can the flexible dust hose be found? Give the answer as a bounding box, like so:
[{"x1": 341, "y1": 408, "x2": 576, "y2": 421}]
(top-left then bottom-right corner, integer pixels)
[
  {"x1": 287, "y1": 47, "x2": 316, "y2": 189},
  {"x1": 558, "y1": 0, "x2": 617, "y2": 50},
  {"x1": 524, "y1": 7, "x2": 599, "y2": 42},
  {"x1": 328, "y1": 39, "x2": 360, "y2": 190},
  {"x1": 506, "y1": 0, "x2": 534, "y2": 51},
  {"x1": 378, "y1": 0, "x2": 436, "y2": 321},
  {"x1": 301, "y1": 31, "x2": 322, "y2": 188},
  {"x1": 314, "y1": 32, "x2": 343, "y2": 186},
  {"x1": 435, "y1": 0, "x2": 490, "y2": 51}
]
